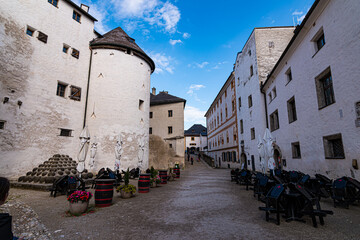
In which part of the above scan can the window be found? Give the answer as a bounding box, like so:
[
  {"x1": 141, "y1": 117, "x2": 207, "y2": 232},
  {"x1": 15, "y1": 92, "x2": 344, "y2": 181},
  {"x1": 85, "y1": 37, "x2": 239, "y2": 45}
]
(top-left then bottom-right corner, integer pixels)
[
  {"x1": 323, "y1": 134, "x2": 345, "y2": 159},
  {"x1": 250, "y1": 128, "x2": 255, "y2": 140},
  {"x1": 168, "y1": 110, "x2": 173, "y2": 117},
  {"x1": 60, "y1": 128, "x2": 72, "y2": 137},
  {"x1": 291, "y1": 142, "x2": 301, "y2": 159},
  {"x1": 169, "y1": 144, "x2": 172, "y2": 148},
  {"x1": 272, "y1": 87, "x2": 277, "y2": 99},
  {"x1": 0, "y1": 120, "x2": 6, "y2": 130},
  {"x1": 139, "y1": 99, "x2": 144, "y2": 110},
  {"x1": 232, "y1": 100, "x2": 235, "y2": 112},
  {"x1": 312, "y1": 28, "x2": 326, "y2": 53},
  {"x1": 287, "y1": 97, "x2": 297, "y2": 123},
  {"x1": 248, "y1": 50, "x2": 251, "y2": 56},
  {"x1": 48, "y1": 0, "x2": 58, "y2": 7},
  {"x1": 56, "y1": 82, "x2": 67, "y2": 97},
  {"x1": 356, "y1": 102, "x2": 360, "y2": 119},
  {"x1": 238, "y1": 97, "x2": 241, "y2": 110},
  {"x1": 37, "y1": 31, "x2": 48, "y2": 43},
  {"x1": 248, "y1": 95, "x2": 252, "y2": 108},
  {"x1": 240, "y1": 120, "x2": 243, "y2": 134},
  {"x1": 73, "y1": 11, "x2": 81, "y2": 22},
  {"x1": 225, "y1": 89, "x2": 227, "y2": 97},
  {"x1": 168, "y1": 126, "x2": 173, "y2": 134},
  {"x1": 286, "y1": 68, "x2": 292, "y2": 83},
  {"x1": 226, "y1": 133, "x2": 229, "y2": 143},
  {"x1": 225, "y1": 107, "x2": 228, "y2": 118},
  {"x1": 191, "y1": 137, "x2": 195, "y2": 141},
  {"x1": 269, "y1": 41, "x2": 274, "y2": 48},
  {"x1": 71, "y1": 48, "x2": 79, "y2": 59},
  {"x1": 149, "y1": 112, "x2": 153, "y2": 118},
  {"x1": 316, "y1": 33, "x2": 325, "y2": 52},
  {"x1": 315, "y1": 68, "x2": 335, "y2": 109},
  {"x1": 220, "y1": 112, "x2": 223, "y2": 122},
  {"x1": 69, "y1": 86, "x2": 81, "y2": 101},
  {"x1": 220, "y1": 97, "x2": 222, "y2": 104},
  {"x1": 26, "y1": 27, "x2": 34, "y2": 37},
  {"x1": 233, "y1": 133, "x2": 237, "y2": 141},
  {"x1": 270, "y1": 110, "x2": 279, "y2": 131},
  {"x1": 63, "y1": 44, "x2": 69, "y2": 53},
  {"x1": 149, "y1": 128, "x2": 152, "y2": 134},
  {"x1": 250, "y1": 65, "x2": 253, "y2": 77},
  {"x1": 268, "y1": 92, "x2": 272, "y2": 102}
]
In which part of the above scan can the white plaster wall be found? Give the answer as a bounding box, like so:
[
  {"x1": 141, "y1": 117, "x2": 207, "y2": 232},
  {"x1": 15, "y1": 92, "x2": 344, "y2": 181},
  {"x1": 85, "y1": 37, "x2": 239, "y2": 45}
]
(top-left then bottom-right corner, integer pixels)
[
  {"x1": 235, "y1": 28, "x2": 294, "y2": 171},
  {"x1": 263, "y1": 0, "x2": 360, "y2": 179},
  {"x1": 185, "y1": 136, "x2": 201, "y2": 149},
  {"x1": 199, "y1": 135, "x2": 208, "y2": 151},
  {"x1": 0, "y1": 0, "x2": 96, "y2": 178},
  {"x1": 150, "y1": 101, "x2": 185, "y2": 157},
  {"x1": 206, "y1": 74, "x2": 240, "y2": 168},
  {"x1": 86, "y1": 48, "x2": 151, "y2": 171}
]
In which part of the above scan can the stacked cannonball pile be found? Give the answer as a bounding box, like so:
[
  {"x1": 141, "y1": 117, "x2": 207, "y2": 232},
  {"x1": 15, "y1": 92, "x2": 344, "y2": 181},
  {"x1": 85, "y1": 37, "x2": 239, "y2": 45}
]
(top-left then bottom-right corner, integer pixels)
[{"x1": 17, "y1": 154, "x2": 94, "y2": 184}]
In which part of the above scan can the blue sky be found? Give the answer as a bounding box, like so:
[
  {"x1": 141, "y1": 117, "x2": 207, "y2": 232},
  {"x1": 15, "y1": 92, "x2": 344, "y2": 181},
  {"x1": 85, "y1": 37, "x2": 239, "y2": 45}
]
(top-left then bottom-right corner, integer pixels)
[{"x1": 73, "y1": 0, "x2": 315, "y2": 130}]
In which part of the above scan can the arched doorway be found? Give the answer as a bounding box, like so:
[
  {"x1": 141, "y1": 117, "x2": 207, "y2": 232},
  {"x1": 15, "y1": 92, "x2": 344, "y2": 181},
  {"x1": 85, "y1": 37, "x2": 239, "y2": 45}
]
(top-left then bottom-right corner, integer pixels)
[
  {"x1": 240, "y1": 153, "x2": 247, "y2": 169},
  {"x1": 273, "y1": 145, "x2": 282, "y2": 169}
]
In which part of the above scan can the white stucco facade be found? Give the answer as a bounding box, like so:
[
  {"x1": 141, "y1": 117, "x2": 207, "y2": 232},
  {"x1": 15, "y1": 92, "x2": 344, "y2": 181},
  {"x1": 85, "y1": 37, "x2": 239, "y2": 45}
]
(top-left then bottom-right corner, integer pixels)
[
  {"x1": 0, "y1": 0, "x2": 154, "y2": 178},
  {"x1": 262, "y1": 0, "x2": 360, "y2": 179},
  {"x1": 234, "y1": 27, "x2": 294, "y2": 171},
  {"x1": 205, "y1": 72, "x2": 240, "y2": 168}
]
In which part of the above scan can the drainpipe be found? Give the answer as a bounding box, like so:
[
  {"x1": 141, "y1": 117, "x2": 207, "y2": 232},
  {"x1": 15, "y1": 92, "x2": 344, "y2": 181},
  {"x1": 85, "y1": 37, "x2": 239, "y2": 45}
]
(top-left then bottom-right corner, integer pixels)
[
  {"x1": 83, "y1": 49, "x2": 93, "y2": 128},
  {"x1": 261, "y1": 83, "x2": 269, "y2": 129}
]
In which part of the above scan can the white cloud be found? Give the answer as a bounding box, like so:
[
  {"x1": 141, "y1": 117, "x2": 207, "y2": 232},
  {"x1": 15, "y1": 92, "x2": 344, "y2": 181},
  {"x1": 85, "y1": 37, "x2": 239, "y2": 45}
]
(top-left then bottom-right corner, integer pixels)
[
  {"x1": 111, "y1": 0, "x2": 180, "y2": 33},
  {"x1": 182, "y1": 32, "x2": 191, "y2": 39},
  {"x1": 292, "y1": 10, "x2": 304, "y2": 16},
  {"x1": 194, "y1": 62, "x2": 209, "y2": 69},
  {"x1": 187, "y1": 84, "x2": 205, "y2": 94},
  {"x1": 149, "y1": 52, "x2": 175, "y2": 74},
  {"x1": 169, "y1": 39, "x2": 183, "y2": 45},
  {"x1": 184, "y1": 106, "x2": 206, "y2": 128},
  {"x1": 212, "y1": 61, "x2": 228, "y2": 70}
]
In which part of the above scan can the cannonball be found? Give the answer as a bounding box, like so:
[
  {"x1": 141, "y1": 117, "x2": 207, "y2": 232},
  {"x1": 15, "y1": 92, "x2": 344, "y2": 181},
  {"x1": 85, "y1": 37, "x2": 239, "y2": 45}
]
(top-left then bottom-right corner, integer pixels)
[
  {"x1": 39, "y1": 177, "x2": 45, "y2": 183},
  {"x1": 83, "y1": 169, "x2": 88, "y2": 173},
  {"x1": 33, "y1": 176, "x2": 40, "y2": 183},
  {"x1": 65, "y1": 170, "x2": 70, "y2": 175},
  {"x1": 31, "y1": 172, "x2": 36, "y2": 176},
  {"x1": 71, "y1": 169, "x2": 77, "y2": 174},
  {"x1": 87, "y1": 173, "x2": 93, "y2": 178},
  {"x1": 27, "y1": 176, "x2": 34, "y2": 182},
  {"x1": 18, "y1": 176, "x2": 25, "y2": 182},
  {"x1": 36, "y1": 172, "x2": 42, "y2": 176},
  {"x1": 42, "y1": 172, "x2": 48, "y2": 176},
  {"x1": 33, "y1": 168, "x2": 38, "y2": 172},
  {"x1": 26, "y1": 171, "x2": 32, "y2": 176},
  {"x1": 81, "y1": 173, "x2": 88, "y2": 179},
  {"x1": 57, "y1": 171, "x2": 64, "y2": 176},
  {"x1": 22, "y1": 176, "x2": 29, "y2": 182}
]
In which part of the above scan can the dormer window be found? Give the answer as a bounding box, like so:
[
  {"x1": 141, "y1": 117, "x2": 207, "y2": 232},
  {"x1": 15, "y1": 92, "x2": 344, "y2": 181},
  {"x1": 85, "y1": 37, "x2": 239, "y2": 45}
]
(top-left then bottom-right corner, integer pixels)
[{"x1": 127, "y1": 37, "x2": 135, "y2": 43}]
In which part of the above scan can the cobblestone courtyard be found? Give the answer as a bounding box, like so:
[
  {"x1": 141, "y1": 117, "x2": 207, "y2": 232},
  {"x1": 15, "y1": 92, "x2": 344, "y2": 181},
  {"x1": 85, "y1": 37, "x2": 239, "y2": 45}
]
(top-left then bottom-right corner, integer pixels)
[{"x1": 2, "y1": 158, "x2": 360, "y2": 240}]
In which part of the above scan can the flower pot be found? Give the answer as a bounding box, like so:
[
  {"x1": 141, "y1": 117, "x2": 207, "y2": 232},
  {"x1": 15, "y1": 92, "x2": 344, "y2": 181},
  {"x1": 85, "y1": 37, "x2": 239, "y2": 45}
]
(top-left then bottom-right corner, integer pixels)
[
  {"x1": 120, "y1": 189, "x2": 132, "y2": 199},
  {"x1": 69, "y1": 201, "x2": 88, "y2": 214}
]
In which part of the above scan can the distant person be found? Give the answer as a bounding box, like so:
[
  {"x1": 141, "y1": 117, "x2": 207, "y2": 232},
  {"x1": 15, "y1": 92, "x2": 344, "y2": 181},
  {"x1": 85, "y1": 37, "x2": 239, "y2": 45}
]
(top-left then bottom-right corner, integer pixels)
[
  {"x1": 198, "y1": 153, "x2": 201, "y2": 162},
  {"x1": 0, "y1": 177, "x2": 21, "y2": 240},
  {"x1": 187, "y1": 154, "x2": 190, "y2": 162},
  {"x1": 191, "y1": 157, "x2": 194, "y2": 165}
]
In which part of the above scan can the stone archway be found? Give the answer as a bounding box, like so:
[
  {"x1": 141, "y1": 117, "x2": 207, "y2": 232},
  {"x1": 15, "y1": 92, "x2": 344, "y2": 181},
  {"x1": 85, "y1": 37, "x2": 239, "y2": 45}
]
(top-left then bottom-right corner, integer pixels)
[{"x1": 273, "y1": 144, "x2": 282, "y2": 169}]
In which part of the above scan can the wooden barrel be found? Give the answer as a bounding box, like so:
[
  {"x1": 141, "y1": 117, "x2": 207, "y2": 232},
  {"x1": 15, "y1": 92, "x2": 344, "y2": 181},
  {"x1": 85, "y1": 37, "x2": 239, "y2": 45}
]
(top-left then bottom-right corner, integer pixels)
[
  {"x1": 95, "y1": 179, "x2": 114, "y2": 207},
  {"x1": 138, "y1": 173, "x2": 151, "y2": 193},
  {"x1": 173, "y1": 167, "x2": 180, "y2": 178},
  {"x1": 159, "y1": 170, "x2": 168, "y2": 184}
]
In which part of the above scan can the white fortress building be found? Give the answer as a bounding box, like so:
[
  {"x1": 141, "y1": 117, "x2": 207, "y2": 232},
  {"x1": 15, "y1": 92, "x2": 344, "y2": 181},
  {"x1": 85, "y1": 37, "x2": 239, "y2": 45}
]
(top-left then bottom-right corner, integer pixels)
[{"x1": 0, "y1": 0, "x2": 155, "y2": 178}]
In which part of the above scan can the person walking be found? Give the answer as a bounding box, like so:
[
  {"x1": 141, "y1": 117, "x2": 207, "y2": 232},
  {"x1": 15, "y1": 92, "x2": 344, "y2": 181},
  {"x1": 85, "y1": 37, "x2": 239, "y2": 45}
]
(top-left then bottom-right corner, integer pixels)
[
  {"x1": 187, "y1": 153, "x2": 190, "y2": 162},
  {"x1": 191, "y1": 157, "x2": 194, "y2": 165}
]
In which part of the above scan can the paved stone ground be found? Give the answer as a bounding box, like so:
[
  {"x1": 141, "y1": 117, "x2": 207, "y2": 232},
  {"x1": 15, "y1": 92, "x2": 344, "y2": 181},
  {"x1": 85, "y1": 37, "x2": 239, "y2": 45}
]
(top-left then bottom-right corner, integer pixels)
[{"x1": 4, "y1": 155, "x2": 360, "y2": 240}]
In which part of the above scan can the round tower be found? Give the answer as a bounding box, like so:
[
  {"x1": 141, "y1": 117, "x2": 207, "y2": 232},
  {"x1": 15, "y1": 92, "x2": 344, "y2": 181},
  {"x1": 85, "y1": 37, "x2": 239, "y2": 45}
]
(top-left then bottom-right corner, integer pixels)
[{"x1": 86, "y1": 27, "x2": 155, "y2": 172}]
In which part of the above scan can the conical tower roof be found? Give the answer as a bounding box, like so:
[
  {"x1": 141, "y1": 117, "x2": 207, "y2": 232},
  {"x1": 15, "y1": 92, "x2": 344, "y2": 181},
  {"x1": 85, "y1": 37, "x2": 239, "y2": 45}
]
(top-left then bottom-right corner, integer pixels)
[{"x1": 90, "y1": 27, "x2": 155, "y2": 72}]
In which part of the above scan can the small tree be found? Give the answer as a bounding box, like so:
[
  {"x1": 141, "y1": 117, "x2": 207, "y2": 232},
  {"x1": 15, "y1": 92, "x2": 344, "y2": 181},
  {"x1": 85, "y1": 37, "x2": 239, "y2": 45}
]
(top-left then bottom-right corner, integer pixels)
[{"x1": 124, "y1": 168, "x2": 130, "y2": 186}]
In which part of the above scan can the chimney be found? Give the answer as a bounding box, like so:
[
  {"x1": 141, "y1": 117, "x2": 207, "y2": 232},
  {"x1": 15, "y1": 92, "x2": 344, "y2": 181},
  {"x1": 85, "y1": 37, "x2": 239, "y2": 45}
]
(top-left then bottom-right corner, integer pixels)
[
  {"x1": 152, "y1": 87, "x2": 156, "y2": 95},
  {"x1": 81, "y1": 4, "x2": 90, "y2": 13}
]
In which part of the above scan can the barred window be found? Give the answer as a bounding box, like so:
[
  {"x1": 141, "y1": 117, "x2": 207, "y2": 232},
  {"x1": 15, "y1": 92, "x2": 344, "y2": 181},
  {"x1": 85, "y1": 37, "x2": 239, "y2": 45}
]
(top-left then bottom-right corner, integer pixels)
[{"x1": 69, "y1": 86, "x2": 81, "y2": 101}]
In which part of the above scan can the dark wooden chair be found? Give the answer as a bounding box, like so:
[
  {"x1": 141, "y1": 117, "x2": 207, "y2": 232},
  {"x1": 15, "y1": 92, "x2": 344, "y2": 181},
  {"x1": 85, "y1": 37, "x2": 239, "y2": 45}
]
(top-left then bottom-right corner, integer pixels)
[
  {"x1": 237, "y1": 170, "x2": 252, "y2": 190},
  {"x1": 49, "y1": 176, "x2": 68, "y2": 197},
  {"x1": 254, "y1": 174, "x2": 271, "y2": 201},
  {"x1": 259, "y1": 184, "x2": 285, "y2": 225},
  {"x1": 293, "y1": 183, "x2": 333, "y2": 227},
  {"x1": 332, "y1": 178, "x2": 350, "y2": 208}
]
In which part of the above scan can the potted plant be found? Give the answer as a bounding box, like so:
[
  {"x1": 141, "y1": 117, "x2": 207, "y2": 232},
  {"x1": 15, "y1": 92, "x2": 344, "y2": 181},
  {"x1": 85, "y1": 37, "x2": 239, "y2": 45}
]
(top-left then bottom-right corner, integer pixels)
[
  {"x1": 116, "y1": 168, "x2": 136, "y2": 198},
  {"x1": 67, "y1": 190, "x2": 92, "y2": 214},
  {"x1": 150, "y1": 167, "x2": 159, "y2": 188},
  {"x1": 168, "y1": 168, "x2": 176, "y2": 181}
]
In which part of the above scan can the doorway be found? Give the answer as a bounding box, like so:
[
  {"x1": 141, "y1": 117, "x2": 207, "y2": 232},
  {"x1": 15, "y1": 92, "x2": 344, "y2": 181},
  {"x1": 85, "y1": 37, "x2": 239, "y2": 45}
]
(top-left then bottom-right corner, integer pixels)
[
  {"x1": 251, "y1": 155, "x2": 255, "y2": 171},
  {"x1": 240, "y1": 153, "x2": 247, "y2": 169},
  {"x1": 274, "y1": 149, "x2": 282, "y2": 169}
]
